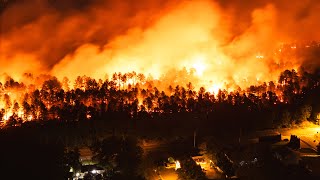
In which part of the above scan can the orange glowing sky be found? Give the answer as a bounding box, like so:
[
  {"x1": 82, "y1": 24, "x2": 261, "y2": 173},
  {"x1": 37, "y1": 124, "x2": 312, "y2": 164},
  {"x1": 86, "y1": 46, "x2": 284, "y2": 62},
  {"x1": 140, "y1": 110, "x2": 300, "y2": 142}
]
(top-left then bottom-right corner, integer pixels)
[{"x1": 1, "y1": 0, "x2": 320, "y2": 91}]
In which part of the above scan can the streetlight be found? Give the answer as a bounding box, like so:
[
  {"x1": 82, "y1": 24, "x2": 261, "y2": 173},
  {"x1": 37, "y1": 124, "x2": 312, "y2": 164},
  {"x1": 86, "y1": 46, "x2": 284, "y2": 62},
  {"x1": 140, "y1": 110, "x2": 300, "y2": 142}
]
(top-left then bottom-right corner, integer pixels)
[
  {"x1": 194, "y1": 130, "x2": 196, "y2": 148},
  {"x1": 91, "y1": 169, "x2": 97, "y2": 174},
  {"x1": 175, "y1": 161, "x2": 181, "y2": 170}
]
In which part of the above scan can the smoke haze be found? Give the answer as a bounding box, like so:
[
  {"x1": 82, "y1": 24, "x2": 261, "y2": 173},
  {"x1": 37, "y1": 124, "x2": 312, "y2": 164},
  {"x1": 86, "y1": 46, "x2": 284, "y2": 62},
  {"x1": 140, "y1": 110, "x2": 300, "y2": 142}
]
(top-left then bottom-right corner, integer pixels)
[{"x1": 1, "y1": 0, "x2": 320, "y2": 89}]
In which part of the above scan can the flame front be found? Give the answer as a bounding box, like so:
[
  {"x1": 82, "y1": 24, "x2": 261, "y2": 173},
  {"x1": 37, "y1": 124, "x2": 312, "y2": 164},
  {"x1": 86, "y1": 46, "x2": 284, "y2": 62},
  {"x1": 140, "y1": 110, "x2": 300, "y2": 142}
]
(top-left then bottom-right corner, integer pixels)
[
  {"x1": 0, "y1": 0, "x2": 320, "y2": 124},
  {"x1": 48, "y1": 1, "x2": 299, "y2": 90}
]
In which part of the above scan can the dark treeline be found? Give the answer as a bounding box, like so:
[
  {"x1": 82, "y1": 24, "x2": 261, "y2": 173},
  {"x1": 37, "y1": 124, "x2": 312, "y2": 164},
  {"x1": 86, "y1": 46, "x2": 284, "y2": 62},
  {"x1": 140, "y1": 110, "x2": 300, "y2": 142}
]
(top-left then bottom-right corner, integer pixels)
[{"x1": 0, "y1": 68, "x2": 320, "y2": 133}]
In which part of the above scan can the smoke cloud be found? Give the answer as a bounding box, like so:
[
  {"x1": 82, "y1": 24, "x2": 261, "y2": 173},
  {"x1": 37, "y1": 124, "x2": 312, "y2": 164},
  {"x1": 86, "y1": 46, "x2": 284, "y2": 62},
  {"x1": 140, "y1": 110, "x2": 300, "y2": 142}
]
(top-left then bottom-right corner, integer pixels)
[{"x1": 1, "y1": 0, "x2": 320, "y2": 89}]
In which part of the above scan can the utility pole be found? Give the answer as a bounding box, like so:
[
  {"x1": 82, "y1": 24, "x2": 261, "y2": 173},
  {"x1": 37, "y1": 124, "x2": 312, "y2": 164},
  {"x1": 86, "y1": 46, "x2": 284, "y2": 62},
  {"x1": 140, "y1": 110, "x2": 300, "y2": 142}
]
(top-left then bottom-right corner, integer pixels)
[
  {"x1": 239, "y1": 128, "x2": 242, "y2": 144},
  {"x1": 194, "y1": 130, "x2": 196, "y2": 148}
]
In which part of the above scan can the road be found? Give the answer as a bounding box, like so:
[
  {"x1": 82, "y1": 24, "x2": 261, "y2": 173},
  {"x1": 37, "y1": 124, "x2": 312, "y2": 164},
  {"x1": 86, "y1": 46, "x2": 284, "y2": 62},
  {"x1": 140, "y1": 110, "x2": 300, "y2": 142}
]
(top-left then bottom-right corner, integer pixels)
[
  {"x1": 150, "y1": 168, "x2": 178, "y2": 180},
  {"x1": 253, "y1": 125, "x2": 319, "y2": 150},
  {"x1": 278, "y1": 126, "x2": 320, "y2": 150},
  {"x1": 252, "y1": 124, "x2": 320, "y2": 153},
  {"x1": 194, "y1": 156, "x2": 224, "y2": 179}
]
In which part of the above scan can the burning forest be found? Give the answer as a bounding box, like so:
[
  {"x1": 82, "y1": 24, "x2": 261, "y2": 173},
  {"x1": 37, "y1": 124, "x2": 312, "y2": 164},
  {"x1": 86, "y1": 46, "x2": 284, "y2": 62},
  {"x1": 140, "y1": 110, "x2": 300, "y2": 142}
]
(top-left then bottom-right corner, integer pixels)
[
  {"x1": 1, "y1": 0, "x2": 320, "y2": 127},
  {"x1": 2, "y1": 1, "x2": 320, "y2": 180}
]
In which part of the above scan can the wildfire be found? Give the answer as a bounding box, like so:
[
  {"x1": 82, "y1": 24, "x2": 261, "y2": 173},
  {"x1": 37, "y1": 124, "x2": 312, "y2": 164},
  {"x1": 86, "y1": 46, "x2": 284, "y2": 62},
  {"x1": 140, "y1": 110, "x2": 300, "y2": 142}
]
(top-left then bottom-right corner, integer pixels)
[
  {"x1": 208, "y1": 84, "x2": 223, "y2": 95},
  {"x1": 1, "y1": 0, "x2": 320, "y2": 124},
  {"x1": 190, "y1": 54, "x2": 207, "y2": 77},
  {"x1": 1, "y1": 1, "x2": 304, "y2": 86}
]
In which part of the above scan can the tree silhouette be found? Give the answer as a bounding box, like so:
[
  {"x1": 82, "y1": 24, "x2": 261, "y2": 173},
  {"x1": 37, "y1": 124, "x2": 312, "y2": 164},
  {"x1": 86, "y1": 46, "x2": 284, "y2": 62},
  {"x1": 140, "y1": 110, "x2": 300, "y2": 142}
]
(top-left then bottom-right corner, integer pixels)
[
  {"x1": 177, "y1": 157, "x2": 207, "y2": 180},
  {"x1": 92, "y1": 136, "x2": 143, "y2": 177}
]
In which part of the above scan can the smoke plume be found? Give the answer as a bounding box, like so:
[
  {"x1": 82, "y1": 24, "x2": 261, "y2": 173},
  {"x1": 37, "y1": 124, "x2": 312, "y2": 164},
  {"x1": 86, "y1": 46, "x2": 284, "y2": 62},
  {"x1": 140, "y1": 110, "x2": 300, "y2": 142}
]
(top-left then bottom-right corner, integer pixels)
[{"x1": 1, "y1": 0, "x2": 320, "y2": 89}]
